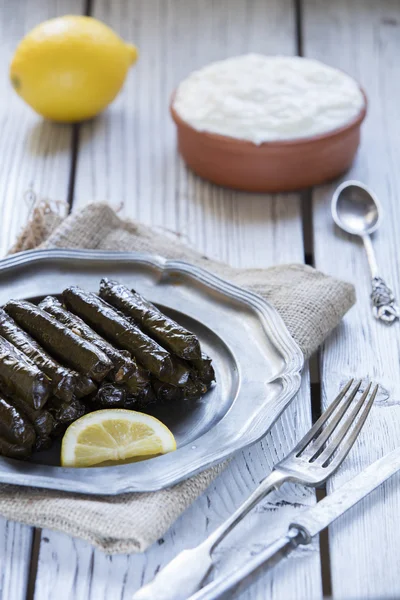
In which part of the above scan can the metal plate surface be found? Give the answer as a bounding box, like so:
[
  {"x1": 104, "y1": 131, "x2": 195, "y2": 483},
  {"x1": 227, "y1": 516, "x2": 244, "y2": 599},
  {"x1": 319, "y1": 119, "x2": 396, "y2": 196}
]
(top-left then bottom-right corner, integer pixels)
[{"x1": 0, "y1": 249, "x2": 303, "y2": 494}]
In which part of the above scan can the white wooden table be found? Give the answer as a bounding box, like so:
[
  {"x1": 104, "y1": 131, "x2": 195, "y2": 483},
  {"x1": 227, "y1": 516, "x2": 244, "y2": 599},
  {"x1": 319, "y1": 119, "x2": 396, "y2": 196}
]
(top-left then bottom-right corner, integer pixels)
[{"x1": 1, "y1": 1, "x2": 400, "y2": 598}]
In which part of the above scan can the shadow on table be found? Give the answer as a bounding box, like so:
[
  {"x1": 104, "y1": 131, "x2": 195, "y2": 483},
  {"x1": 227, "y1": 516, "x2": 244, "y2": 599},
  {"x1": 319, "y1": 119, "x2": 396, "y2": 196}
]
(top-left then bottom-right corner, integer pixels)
[{"x1": 25, "y1": 117, "x2": 100, "y2": 157}]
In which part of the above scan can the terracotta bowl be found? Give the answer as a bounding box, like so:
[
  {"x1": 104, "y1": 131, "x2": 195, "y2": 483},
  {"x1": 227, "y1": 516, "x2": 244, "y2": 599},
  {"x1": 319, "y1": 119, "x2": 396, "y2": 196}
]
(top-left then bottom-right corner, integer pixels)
[{"x1": 170, "y1": 90, "x2": 367, "y2": 193}]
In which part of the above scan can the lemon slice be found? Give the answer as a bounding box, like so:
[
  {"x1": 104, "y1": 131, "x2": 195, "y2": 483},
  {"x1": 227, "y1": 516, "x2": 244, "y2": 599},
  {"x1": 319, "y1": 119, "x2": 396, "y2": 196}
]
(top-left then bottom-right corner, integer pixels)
[{"x1": 61, "y1": 409, "x2": 176, "y2": 468}]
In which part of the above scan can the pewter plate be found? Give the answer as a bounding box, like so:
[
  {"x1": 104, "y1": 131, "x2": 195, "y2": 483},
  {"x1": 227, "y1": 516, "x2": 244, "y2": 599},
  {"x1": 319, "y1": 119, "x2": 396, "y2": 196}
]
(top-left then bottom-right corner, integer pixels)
[{"x1": 0, "y1": 249, "x2": 303, "y2": 494}]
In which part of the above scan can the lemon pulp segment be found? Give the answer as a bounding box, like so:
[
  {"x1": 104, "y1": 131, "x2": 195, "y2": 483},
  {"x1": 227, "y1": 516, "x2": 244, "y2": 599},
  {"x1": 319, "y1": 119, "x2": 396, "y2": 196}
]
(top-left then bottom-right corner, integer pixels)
[{"x1": 61, "y1": 409, "x2": 176, "y2": 468}]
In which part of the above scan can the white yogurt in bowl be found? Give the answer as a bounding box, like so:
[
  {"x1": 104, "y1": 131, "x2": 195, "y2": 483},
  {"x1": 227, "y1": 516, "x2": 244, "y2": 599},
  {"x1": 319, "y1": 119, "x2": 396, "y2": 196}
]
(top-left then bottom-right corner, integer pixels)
[{"x1": 173, "y1": 54, "x2": 365, "y2": 145}]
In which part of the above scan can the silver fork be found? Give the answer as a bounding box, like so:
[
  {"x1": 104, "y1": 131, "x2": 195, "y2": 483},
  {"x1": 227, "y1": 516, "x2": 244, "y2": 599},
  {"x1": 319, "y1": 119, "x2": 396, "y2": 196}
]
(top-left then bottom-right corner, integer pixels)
[{"x1": 133, "y1": 379, "x2": 378, "y2": 600}]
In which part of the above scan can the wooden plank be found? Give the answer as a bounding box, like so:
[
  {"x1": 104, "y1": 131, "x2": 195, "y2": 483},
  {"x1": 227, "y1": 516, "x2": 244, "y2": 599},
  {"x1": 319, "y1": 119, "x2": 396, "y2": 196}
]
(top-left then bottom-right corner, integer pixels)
[
  {"x1": 0, "y1": 0, "x2": 84, "y2": 256},
  {"x1": 303, "y1": 0, "x2": 400, "y2": 597},
  {"x1": 34, "y1": 2, "x2": 322, "y2": 600},
  {"x1": 0, "y1": 520, "x2": 33, "y2": 600},
  {"x1": 0, "y1": 1, "x2": 84, "y2": 598}
]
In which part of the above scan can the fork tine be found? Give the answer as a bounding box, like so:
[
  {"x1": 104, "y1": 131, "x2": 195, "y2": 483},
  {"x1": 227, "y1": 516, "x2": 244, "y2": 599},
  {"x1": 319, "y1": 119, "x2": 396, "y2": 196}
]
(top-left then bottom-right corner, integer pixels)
[
  {"x1": 305, "y1": 379, "x2": 365, "y2": 459},
  {"x1": 292, "y1": 378, "x2": 357, "y2": 457},
  {"x1": 317, "y1": 383, "x2": 378, "y2": 467}
]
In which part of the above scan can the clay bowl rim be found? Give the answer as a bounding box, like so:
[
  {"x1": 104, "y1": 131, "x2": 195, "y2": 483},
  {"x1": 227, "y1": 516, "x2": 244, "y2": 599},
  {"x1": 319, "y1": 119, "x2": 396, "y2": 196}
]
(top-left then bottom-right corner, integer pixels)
[{"x1": 170, "y1": 87, "x2": 368, "y2": 150}]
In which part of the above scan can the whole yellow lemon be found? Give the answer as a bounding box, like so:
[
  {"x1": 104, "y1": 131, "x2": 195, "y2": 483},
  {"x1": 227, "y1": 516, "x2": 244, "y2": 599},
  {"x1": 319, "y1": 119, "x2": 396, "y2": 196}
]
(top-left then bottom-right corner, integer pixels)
[{"x1": 10, "y1": 15, "x2": 138, "y2": 122}]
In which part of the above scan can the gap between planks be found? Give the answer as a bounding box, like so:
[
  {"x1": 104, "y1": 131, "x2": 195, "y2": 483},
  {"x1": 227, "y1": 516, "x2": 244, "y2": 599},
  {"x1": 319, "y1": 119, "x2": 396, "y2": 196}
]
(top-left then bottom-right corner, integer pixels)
[
  {"x1": 295, "y1": 0, "x2": 333, "y2": 591},
  {"x1": 66, "y1": 0, "x2": 92, "y2": 212},
  {"x1": 25, "y1": 530, "x2": 42, "y2": 600},
  {"x1": 67, "y1": 124, "x2": 80, "y2": 212},
  {"x1": 23, "y1": 2, "x2": 92, "y2": 599}
]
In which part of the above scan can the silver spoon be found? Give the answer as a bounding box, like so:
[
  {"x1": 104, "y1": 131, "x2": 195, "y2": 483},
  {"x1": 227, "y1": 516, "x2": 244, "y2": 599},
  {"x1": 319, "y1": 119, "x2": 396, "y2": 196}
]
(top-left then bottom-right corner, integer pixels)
[{"x1": 332, "y1": 180, "x2": 399, "y2": 324}]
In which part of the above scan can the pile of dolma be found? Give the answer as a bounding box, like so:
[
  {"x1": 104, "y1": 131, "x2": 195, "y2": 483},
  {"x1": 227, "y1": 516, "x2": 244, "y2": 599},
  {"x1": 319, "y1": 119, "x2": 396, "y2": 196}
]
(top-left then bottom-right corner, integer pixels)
[{"x1": 0, "y1": 279, "x2": 215, "y2": 458}]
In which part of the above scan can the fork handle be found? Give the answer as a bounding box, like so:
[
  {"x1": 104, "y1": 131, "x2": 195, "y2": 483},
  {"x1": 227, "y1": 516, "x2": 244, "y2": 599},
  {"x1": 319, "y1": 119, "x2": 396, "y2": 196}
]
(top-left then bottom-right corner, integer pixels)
[
  {"x1": 188, "y1": 528, "x2": 304, "y2": 600},
  {"x1": 132, "y1": 470, "x2": 287, "y2": 600},
  {"x1": 206, "y1": 469, "x2": 287, "y2": 550}
]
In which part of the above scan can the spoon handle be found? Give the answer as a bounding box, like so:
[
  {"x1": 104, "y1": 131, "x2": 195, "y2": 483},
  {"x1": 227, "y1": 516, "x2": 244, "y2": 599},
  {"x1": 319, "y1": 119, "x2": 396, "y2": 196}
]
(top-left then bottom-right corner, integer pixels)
[
  {"x1": 362, "y1": 235, "x2": 399, "y2": 323},
  {"x1": 371, "y1": 276, "x2": 400, "y2": 323}
]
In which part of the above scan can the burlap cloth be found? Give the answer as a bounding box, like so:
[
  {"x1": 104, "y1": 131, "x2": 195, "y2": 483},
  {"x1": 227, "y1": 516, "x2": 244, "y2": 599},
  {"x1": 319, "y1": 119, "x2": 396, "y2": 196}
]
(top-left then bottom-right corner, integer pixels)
[{"x1": 0, "y1": 201, "x2": 355, "y2": 554}]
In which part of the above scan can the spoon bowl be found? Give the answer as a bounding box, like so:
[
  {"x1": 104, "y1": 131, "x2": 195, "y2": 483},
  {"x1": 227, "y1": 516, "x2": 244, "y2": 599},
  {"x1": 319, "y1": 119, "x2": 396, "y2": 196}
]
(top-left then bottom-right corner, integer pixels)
[{"x1": 332, "y1": 180, "x2": 382, "y2": 237}]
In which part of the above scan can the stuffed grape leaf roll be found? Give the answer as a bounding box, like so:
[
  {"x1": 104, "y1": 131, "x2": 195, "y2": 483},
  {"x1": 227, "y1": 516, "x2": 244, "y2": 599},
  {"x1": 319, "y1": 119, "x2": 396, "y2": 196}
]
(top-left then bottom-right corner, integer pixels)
[
  {"x1": 63, "y1": 287, "x2": 173, "y2": 379},
  {"x1": 92, "y1": 383, "x2": 156, "y2": 411},
  {"x1": 190, "y1": 352, "x2": 216, "y2": 388},
  {"x1": 39, "y1": 296, "x2": 136, "y2": 383},
  {"x1": 152, "y1": 379, "x2": 182, "y2": 403},
  {"x1": 0, "y1": 393, "x2": 36, "y2": 455},
  {"x1": 2, "y1": 390, "x2": 55, "y2": 451},
  {"x1": 0, "y1": 437, "x2": 34, "y2": 459},
  {"x1": 0, "y1": 335, "x2": 51, "y2": 409},
  {"x1": 124, "y1": 385, "x2": 156, "y2": 410},
  {"x1": 74, "y1": 375, "x2": 97, "y2": 398},
  {"x1": 99, "y1": 279, "x2": 202, "y2": 360},
  {"x1": 0, "y1": 308, "x2": 77, "y2": 402},
  {"x1": 46, "y1": 396, "x2": 85, "y2": 426},
  {"x1": 5, "y1": 300, "x2": 113, "y2": 383},
  {"x1": 160, "y1": 358, "x2": 191, "y2": 387},
  {"x1": 95, "y1": 383, "x2": 127, "y2": 408}
]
